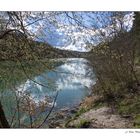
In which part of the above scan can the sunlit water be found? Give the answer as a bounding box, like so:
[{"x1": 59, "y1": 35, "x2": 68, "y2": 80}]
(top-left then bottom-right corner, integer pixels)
[
  {"x1": 0, "y1": 58, "x2": 96, "y2": 126},
  {"x1": 16, "y1": 58, "x2": 96, "y2": 109}
]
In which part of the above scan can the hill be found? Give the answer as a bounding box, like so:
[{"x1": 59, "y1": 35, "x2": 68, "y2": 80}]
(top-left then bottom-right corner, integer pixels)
[{"x1": 0, "y1": 30, "x2": 88, "y2": 61}]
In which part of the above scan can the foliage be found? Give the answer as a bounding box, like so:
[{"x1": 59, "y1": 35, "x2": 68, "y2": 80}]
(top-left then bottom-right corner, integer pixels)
[
  {"x1": 75, "y1": 119, "x2": 91, "y2": 128},
  {"x1": 0, "y1": 11, "x2": 139, "y2": 128},
  {"x1": 87, "y1": 12, "x2": 140, "y2": 128},
  {"x1": 0, "y1": 59, "x2": 63, "y2": 128},
  {"x1": 90, "y1": 30, "x2": 140, "y2": 104},
  {"x1": 134, "y1": 114, "x2": 140, "y2": 128}
]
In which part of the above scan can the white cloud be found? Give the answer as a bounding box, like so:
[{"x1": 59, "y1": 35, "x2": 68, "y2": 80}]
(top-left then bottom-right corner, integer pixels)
[
  {"x1": 15, "y1": 58, "x2": 95, "y2": 104},
  {"x1": 56, "y1": 58, "x2": 94, "y2": 90},
  {"x1": 123, "y1": 12, "x2": 134, "y2": 31},
  {"x1": 24, "y1": 12, "x2": 134, "y2": 52}
]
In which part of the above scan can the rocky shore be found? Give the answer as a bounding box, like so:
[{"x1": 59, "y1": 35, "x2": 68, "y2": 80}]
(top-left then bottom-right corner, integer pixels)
[
  {"x1": 67, "y1": 106, "x2": 133, "y2": 128},
  {"x1": 42, "y1": 106, "x2": 78, "y2": 128},
  {"x1": 43, "y1": 95, "x2": 133, "y2": 128}
]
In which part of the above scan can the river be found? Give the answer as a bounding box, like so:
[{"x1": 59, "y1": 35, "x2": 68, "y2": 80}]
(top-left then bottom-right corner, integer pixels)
[{"x1": 0, "y1": 58, "x2": 96, "y2": 127}]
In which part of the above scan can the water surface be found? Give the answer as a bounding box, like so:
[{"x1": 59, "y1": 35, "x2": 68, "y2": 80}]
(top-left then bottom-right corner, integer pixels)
[
  {"x1": 0, "y1": 58, "x2": 96, "y2": 126},
  {"x1": 16, "y1": 58, "x2": 96, "y2": 109}
]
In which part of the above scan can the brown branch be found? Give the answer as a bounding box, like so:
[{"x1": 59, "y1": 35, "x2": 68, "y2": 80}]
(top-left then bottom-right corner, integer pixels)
[
  {"x1": 0, "y1": 29, "x2": 26, "y2": 39},
  {"x1": 0, "y1": 101, "x2": 10, "y2": 128},
  {"x1": 37, "y1": 91, "x2": 59, "y2": 128},
  {"x1": 18, "y1": 59, "x2": 50, "y2": 88}
]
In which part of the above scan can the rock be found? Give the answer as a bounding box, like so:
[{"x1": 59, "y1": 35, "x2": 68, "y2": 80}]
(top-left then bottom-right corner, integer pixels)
[
  {"x1": 60, "y1": 107, "x2": 69, "y2": 112},
  {"x1": 70, "y1": 109, "x2": 77, "y2": 114},
  {"x1": 121, "y1": 115, "x2": 132, "y2": 119},
  {"x1": 67, "y1": 106, "x2": 133, "y2": 128}
]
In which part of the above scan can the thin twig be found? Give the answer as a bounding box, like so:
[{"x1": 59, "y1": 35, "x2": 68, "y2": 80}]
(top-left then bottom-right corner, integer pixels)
[{"x1": 37, "y1": 91, "x2": 59, "y2": 128}]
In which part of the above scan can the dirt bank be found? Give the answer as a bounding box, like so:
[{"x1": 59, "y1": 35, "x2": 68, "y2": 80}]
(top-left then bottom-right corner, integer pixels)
[{"x1": 67, "y1": 106, "x2": 133, "y2": 128}]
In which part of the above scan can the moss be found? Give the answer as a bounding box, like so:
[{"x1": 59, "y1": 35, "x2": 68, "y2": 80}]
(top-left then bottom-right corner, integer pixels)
[
  {"x1": 64, "y1": 118, "x2": 73, "y2": 128},
  {"x1": 134, "y1": 115, "x2": 140, "y2": 128},
  {"x1": 74, "y1": 108, "x2": 87, "y2": 118},
  {"x1": 92, "y1": 99, "x2": 106, "y2": 109},
  {"x1": 75, "y1": 119, "x2": 91, "y2": 128},
  {"x1": 116, "y1": 95, "x2": 140, "y2": 128},
  {"x1": 65, "y1": 108, "x2": 90, "y2": 128},
  {"x1": 117, "y1": 96, "x2": 140, "y2": 116}
]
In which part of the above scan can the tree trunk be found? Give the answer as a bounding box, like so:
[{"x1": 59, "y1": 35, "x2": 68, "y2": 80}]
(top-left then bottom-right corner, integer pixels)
[
  {"x1": 132, "y1": 12, "x2": 140, "y2": 32},
  {"x1": 0, "y1": 101, "x2": 10, "y2": 128}
]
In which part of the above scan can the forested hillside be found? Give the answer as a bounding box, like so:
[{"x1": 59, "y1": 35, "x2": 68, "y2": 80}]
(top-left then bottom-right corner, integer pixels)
[{"x1": 0, "y1": 12, "x2": 140, "y2": 128}]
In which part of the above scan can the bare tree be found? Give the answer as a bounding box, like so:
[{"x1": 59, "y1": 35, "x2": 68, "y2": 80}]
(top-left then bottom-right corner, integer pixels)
[{"x1": 0, "y1": 11, "x2": 138, "y2": 128}]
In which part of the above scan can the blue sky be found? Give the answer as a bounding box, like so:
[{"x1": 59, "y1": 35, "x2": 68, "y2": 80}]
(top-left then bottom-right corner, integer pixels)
[{"x1": 25, "y1": 12, "x2": 134, "y2": 52}]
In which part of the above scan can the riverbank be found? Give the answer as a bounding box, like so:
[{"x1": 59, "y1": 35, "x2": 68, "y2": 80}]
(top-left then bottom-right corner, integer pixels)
[
  {"x1": 43, "y1": 94, "x2": 133, "y2": 128},
  {"x1": 64, "y1": 94, "x2": 133, "y2": 128},
  {"x1": 66, "y1": 106, "x2": 133, "y2": 128}
]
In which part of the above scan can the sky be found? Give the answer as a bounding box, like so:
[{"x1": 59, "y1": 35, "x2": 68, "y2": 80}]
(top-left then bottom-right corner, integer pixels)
[
  {"x1": 24, "y1": 12, "x2": 134, "y2": 52},
  {"x1": 51, "y1": 12, "x2": 133, "y2": 51}
]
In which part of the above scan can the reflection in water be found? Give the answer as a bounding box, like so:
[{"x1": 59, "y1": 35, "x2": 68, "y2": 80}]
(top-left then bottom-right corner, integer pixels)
[
  {"x1": 0, "y1": 58, "x2": 96, "y2": 127},
  {"x1": 16, "y1": 58, "x2": 96, "y2": 109}
]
